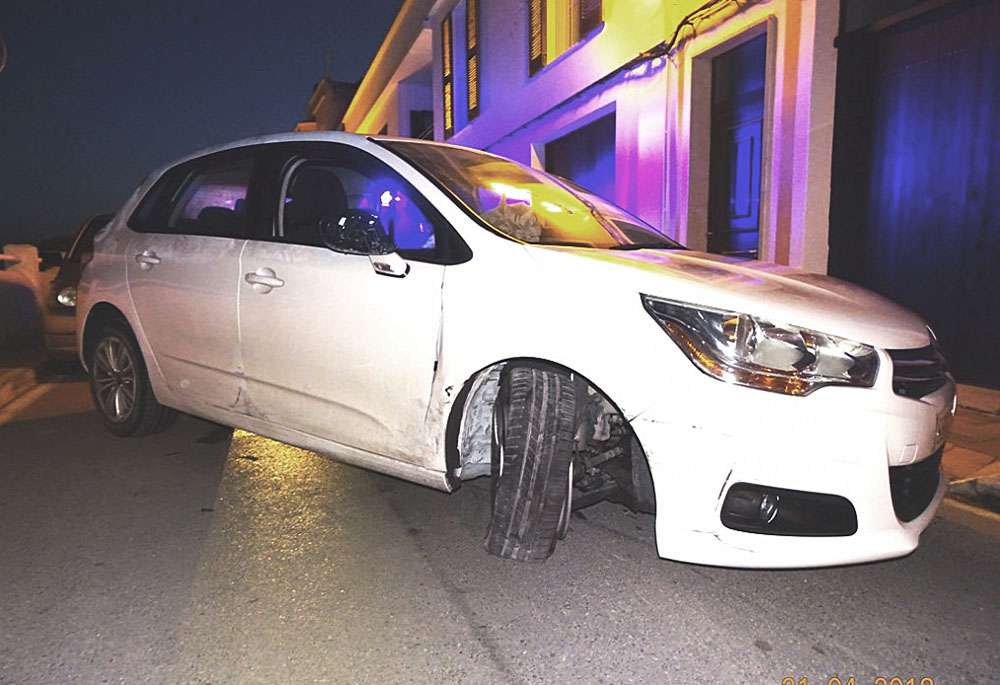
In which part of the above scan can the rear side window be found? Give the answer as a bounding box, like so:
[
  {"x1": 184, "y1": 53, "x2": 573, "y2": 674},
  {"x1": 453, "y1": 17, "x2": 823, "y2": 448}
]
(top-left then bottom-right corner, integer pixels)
[{"x1": 128, "y1": 151, "x2": 254, "y2": 238}]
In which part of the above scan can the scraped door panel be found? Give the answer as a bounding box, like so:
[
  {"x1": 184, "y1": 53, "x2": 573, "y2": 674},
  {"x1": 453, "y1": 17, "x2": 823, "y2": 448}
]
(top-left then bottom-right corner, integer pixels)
[
  {"x1": 125, "y1": 233, "x2": 247, "y2": 409},
  {"x1": 124, "y1": 148, "x2": 254, "y2": 411},
  {"x1": 237, "y1": 241, "x2": 445, "y2": 464}
]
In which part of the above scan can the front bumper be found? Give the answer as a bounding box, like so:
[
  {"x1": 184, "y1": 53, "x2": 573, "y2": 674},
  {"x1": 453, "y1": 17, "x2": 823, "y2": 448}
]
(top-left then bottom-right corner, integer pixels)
[{"x1": 630, "y1": 369, "x2": 955, "y2": 569}]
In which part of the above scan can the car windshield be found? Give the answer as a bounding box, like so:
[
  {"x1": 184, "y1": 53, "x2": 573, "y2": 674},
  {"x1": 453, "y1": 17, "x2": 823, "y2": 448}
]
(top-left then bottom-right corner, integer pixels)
[{"x1": 382, "y1": 140, "x2": 684, "y2": 250}]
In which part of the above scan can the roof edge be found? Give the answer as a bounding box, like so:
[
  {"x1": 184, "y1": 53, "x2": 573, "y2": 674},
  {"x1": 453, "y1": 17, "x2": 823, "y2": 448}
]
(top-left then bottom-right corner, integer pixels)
[{"x1": 342, "y1": 0, "x2": 437, "y2": 131}]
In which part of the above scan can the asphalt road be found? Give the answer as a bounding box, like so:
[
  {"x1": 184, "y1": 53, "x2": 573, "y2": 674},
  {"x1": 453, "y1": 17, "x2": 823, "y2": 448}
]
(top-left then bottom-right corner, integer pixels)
[{"x1": 2, "y1": 382, "x2": 999, "y2": 684}]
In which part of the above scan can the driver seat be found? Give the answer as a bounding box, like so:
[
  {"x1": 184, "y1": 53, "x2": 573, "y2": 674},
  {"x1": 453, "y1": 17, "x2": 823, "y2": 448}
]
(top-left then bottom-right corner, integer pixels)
[{"x1": 283, "y1": 166, "x2": 347, "y2": 247}]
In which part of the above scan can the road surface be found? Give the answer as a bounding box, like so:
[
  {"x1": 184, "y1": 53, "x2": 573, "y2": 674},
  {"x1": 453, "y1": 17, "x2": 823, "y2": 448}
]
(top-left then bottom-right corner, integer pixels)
[{"x1": 2, "y1": 381, "x2": 998, "y2": 683}]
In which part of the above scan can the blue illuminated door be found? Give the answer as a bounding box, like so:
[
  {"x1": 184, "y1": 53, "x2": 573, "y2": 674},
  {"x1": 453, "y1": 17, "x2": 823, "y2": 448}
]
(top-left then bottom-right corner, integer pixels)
[
  {"x1": 829, "y1": 0, "x2": 1000, "y2": 387},
  {"x1": 708, "y1": 33, "x2": 766, "y2": 259},
  {"x1": 545, "y1": 113, "x2": 616, "y2": 201}
]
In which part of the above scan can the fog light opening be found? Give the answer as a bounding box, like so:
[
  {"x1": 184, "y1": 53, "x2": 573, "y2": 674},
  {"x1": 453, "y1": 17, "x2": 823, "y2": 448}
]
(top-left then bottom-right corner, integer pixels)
[
  {"x1": 721, "y1": 483, "x2": 857, "y2": 537},
  {"x1": 759, "y1": 493, "x2": 779, "y2": 524}
]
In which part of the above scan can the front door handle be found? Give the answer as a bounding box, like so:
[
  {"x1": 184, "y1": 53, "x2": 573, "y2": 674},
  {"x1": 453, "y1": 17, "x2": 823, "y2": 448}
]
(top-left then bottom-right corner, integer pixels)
[
  {"x1": 134, "y1": 250, "x2": 161, "y2": 271},
  {"x1": 244, "y1": 267, "x2": 285, "y2": 294}
]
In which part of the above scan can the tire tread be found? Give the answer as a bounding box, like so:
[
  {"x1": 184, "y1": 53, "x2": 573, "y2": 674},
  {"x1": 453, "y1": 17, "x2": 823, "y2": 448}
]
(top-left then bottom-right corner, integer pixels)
[{"x1": 486, "y1": 366, "x2": 576, "y2": 562}]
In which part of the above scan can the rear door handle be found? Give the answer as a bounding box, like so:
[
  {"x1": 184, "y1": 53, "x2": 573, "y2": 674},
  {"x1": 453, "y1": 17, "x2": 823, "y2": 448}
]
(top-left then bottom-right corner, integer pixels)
[
  {"x1": 134, "y1": 250, "x2": 161, "y2": 271},
  {"x1": 245, "y1": 267, "x2": 284, "y2": 294}
]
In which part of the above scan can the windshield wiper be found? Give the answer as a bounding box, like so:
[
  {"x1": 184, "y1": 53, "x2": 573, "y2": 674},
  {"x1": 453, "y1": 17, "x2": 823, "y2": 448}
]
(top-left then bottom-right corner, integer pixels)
[
  {"x1": 609, "y1": 242, "x2": 680, "y2": 251},
  {"x1": 540, "y1": 241, "x2": 596, "y2": 248}
]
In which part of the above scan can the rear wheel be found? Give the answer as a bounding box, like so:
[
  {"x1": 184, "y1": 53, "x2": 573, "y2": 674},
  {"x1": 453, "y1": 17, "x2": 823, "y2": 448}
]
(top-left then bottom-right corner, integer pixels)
[
  {"x1": 486, "y1": 365, "x2": 577, "y2": 562},
  {"x1": 89, "y1": 324, "x2": 176, "y2": 437}
]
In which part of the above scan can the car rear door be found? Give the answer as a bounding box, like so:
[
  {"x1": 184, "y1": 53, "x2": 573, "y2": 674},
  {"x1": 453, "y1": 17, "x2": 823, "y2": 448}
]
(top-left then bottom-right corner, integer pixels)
[
  {"x1": 237, "y1": 142, "x2": 448, "y2": 464},
  {"x1": 125, "y1": 148, "x2": 258, "y2": 411}
]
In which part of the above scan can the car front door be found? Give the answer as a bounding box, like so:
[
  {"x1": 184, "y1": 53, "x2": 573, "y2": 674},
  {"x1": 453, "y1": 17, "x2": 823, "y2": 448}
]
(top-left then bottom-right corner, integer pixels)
[
  {"x1": 237, "y1": 143, "x2": 448, "y2": 464},
  {"x1": 125, "y1": 149, "x2": 257, "y2": 411}
]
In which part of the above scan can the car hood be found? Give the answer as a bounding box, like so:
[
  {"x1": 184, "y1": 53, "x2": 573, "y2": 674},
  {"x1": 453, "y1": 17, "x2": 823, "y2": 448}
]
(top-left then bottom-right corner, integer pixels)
[{"x1": 526, "y1": 246, "x2": 931, "y2": 350}]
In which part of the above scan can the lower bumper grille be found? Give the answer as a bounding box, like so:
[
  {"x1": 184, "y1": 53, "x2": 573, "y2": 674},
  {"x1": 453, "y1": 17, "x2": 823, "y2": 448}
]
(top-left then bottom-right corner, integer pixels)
[{"x1": 889, "y1": 448, "x2": 942, "y2": 522}]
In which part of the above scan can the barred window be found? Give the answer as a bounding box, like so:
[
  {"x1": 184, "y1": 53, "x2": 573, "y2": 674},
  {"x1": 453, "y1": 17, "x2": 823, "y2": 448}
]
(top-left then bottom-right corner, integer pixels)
[
  {"x1": 528, "y1": 0, "x2": 602, "y2": 76},
  {"x1": 442, "y1": 12, "x2": 454, "y2": 138},
  {"x1": 467, "y1": 0, "x2": 481, "y2": 119},
  {"x1": 529, "y1": 0, "x2": 546, "y2": 75}
]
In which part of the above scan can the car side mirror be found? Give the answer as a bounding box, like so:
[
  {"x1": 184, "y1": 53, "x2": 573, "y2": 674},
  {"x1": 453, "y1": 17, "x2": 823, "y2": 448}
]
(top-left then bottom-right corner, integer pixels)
[
  {"x1": 38, "y1": 249, "x2": 63, "y2": 271},
  {"x1": 319, "y1": 210, "x2": 396, "y2": 256}
]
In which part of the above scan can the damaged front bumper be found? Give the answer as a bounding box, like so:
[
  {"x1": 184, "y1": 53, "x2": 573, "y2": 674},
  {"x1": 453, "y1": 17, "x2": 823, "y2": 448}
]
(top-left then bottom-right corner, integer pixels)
[{"x1": 629, "y1": 373, "x2": 955, "y2": 569}]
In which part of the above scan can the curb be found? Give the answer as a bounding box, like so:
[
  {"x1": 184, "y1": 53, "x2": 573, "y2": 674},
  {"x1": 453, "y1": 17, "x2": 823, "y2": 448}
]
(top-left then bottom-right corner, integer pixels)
[
  {"x1": 957, "y1": 383, "x2": 1000, "y2": 416},
  {"x1": 948, "y1": 476, "x2": 1000, "y2": 515}
]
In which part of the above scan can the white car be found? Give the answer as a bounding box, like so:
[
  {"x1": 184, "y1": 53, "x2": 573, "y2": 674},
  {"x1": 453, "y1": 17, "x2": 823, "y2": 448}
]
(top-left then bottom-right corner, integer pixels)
[{"x1": 78, "y1": 132, "x2": 955, "y2": 568}]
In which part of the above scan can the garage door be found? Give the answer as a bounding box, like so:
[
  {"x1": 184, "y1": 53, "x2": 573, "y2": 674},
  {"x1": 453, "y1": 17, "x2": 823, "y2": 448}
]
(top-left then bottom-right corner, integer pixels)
[{"x1": 829, "y1": 0, "x2": 1000, "y2": 388}]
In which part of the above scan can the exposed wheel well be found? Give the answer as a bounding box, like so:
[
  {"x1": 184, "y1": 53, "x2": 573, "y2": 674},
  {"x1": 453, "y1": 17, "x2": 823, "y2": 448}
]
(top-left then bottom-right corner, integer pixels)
[{"x1": 446, "y1": 358, "x2": 656, "y2": 514}]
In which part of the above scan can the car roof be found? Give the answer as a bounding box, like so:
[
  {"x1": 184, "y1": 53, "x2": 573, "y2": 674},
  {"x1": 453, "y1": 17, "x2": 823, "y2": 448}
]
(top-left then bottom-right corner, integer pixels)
[
  {"x1": 141, "y1": 132, "x2": 472, "y2": 202},
  {"x1": 151, "y1": 130, "x2": 379, "y2": 176}
]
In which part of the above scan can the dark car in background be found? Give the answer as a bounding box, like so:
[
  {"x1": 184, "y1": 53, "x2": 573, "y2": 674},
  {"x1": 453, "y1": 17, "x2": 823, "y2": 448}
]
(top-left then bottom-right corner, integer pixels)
[{"x1": 43, "y1": 214, "x2": 112, "y2": 359}]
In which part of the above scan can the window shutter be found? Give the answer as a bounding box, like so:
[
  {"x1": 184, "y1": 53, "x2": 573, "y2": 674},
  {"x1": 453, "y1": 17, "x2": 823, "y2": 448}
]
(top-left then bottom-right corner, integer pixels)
[
  {"x1": 442, "y1": 13, "x2": 454, "y2": 138},
  {"x1": 467, "y1": 0, "x2": 480, "y2": 119},
  {"x1": 528, "y1": 0, "x2": 546, "y2": 75},
  {"x1": 579, "y1": 0, "x2": 602, "y2": 37}
]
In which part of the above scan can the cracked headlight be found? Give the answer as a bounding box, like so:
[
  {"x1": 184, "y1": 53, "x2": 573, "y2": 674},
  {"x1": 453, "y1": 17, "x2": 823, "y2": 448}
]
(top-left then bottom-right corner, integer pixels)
[{"x1": 642, "y1": 295, "x2": 879, "y2": 396}]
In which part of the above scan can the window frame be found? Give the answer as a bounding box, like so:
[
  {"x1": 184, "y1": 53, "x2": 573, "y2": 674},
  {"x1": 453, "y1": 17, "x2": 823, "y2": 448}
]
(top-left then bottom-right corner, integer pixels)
[
  {"x1": 127, "y1": 147, "x2": 263, "y2": 239},
  {"x1": 441, "y1": 12, "x2": 455, "y2": 138},
  {"x1": 528, "y1": 0, "x2": 546, "y2": 76},
  {"x1": 466, "y1": 0, "x2": 481, "y2": 120},
  {"x1": 528, "y1": 0, "x2": 603, "y2": 76},
  {"x1": 261, "y1": 141, "x2": 472, "y2": 266}
]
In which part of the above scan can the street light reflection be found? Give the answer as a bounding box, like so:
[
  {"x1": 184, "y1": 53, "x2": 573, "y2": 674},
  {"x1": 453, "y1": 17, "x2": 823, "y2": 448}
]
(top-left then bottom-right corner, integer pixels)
[{"x1": 223, "y1": 428, "x2": 347, "y2": 558}]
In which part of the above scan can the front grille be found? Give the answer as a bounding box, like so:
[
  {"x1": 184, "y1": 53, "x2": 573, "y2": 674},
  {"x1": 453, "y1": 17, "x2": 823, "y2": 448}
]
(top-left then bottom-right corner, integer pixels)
[
  {"x1": 889, "y1": 448, "x2": 942, "y2": 522},
  {"x1": 887, "y1": 345, "x2": 949, "y2": 399}
]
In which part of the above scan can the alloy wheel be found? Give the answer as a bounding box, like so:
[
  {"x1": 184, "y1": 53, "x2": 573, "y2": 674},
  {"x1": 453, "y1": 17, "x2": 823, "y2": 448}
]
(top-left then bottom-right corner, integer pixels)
[{"x1": 92, "y1": 336, "x2": 137, "y2": 422}]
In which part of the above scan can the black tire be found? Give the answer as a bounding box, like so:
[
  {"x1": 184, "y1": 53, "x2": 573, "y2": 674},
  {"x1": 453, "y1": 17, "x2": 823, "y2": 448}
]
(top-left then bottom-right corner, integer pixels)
[
  {"x1": 89, "y1": 323, "x2": 177, "y2": 437},
  {"x1": 486, "y1": 365, "x2": 577, "y2": 562}
]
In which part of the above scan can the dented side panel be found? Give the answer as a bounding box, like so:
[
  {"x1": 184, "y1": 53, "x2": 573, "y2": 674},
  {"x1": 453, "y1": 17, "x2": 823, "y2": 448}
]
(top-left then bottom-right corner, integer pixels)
[
  {"x1": 237, "y1": 239, "x2": 446, "y2": 467},
  {"x1": 124, "y1": 232, "x2": 249, "y2": 412}
]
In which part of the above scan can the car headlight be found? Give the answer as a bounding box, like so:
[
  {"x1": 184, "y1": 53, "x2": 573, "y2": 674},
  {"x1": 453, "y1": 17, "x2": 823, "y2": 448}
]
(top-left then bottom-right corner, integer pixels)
[
  {"x1": 56, "y1": 286, "x2": 78, "y2": 308},
  {"x1": 641, "y1": 295, "x2": 879, "y2": 396}
]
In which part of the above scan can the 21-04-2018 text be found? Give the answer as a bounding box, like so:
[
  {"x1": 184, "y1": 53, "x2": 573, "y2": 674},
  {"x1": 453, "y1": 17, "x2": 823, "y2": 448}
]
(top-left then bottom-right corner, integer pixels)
[{"x1": 782, "y1": 678, "x2": 934, "y2": 685}]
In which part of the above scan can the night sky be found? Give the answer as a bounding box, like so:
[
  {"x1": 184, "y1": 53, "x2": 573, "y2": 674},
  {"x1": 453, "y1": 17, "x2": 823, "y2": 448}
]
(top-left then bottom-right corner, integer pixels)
[{"x1": 0, "y1": 0, "x2": 404, "y2": 246}]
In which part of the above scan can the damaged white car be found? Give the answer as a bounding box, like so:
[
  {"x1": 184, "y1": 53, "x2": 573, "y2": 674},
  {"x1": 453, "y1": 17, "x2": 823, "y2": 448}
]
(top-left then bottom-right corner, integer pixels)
[{"x1": 77, "y1": 132, "x2": 956, "y2": 568}]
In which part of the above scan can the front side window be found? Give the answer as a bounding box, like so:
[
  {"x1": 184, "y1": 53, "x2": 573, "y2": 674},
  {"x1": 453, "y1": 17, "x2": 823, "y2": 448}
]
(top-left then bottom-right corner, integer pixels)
[
  {"x1": 278, "y1": 149, "x2": 437, "y2": 254},
  {"x1": 384, "y1": 140, "x2": 681, "y2": 250}
]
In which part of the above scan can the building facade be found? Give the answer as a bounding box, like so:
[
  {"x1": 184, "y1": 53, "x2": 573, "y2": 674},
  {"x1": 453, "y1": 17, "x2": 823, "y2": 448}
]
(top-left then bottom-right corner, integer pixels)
[
  {"x1": 341, "y1": 0, "x2": 1000, "y2": 387},
  {"x1": 295, "y1": 78, "x2": 359, "y2": 132},
  {"x1": 345, "y1": 0, "x2": 840, "y2": 271}
]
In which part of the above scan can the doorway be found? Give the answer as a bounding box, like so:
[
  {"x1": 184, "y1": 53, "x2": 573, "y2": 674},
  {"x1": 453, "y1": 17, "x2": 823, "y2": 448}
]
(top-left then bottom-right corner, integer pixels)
[{"x1": 707, "y1": 33, "x2": 767, "y2": 259}]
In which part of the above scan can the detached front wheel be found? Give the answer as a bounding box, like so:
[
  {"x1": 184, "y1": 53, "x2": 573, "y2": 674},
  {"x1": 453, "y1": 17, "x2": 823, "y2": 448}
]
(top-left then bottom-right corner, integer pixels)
[
  {"x1": 89, "y1": 324, "x2": 176, "y2": 437},
  {"x1": 486, "y1": 365, "x2": 577, "y2": 562}
]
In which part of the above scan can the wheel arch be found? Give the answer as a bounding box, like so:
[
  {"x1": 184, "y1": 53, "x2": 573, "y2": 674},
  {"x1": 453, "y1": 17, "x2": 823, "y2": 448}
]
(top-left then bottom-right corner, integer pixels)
[
  {"x1": 80, "y1": 302, "x2": 133, "y2": 371},
  {"x1": 444, "y1": 356, "x2": 656, "y2": 512}
]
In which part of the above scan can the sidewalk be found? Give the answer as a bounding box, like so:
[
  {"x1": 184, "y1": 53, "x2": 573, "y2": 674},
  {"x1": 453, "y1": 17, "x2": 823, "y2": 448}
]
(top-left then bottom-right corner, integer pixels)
[
  {"x1": 2, "y1": 346, "x2": 1000, "y2": 515},
  {"x1": 0, "y1": 345, "x2": 48, "y2": 413},
  {"x1": 944, "y1": 384, "x2": 1000, "y2": 513}
]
